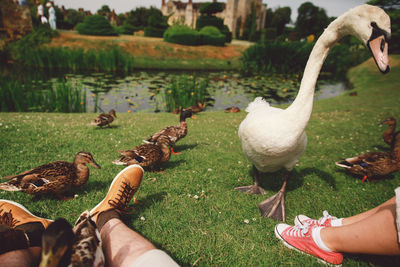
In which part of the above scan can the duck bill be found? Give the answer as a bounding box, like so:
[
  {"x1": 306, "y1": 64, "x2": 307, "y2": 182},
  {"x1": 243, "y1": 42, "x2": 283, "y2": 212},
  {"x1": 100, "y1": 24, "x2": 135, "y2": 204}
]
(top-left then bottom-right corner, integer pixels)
[
  {"x1": 90, "y1": 160, "x2": 101, "y2": 169},
  {"x1": 367, "y1": 35, "x2": 390, "y2": 74}
]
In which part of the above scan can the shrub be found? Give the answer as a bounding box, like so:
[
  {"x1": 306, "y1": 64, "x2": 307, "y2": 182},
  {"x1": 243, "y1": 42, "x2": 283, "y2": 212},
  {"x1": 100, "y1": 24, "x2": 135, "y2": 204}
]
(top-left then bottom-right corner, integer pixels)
[
  {"x1": 163, "y1": 25, "x2": 201, "y2": 46},
  {"x1": 221, "y1": 25, "x2": 232, "y2": 43},
  {"x1": 199, "y1": 2, "x2": 223, "y2": 15},
  {"x1": 199, "y1": 26, "x2": 225, "y2": 46},
  {"x1": 196, "y1": 16, "x2": 224, "y2": 30},
  {"x1": 76, "y1": 15, "x2": 118, "y2": 36},
  {"x1": 144, "y1": 26, "x2": 165, "y2": 37}
]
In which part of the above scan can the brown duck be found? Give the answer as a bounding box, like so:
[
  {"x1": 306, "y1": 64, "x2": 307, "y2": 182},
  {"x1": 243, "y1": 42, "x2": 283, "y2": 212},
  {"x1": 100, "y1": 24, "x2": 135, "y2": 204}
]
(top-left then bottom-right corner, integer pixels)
[
  {"x1": 144, "y1": 109, "x2": 193, "y2": 154},
  {"x1": 113, "y1": 135, "x2": 171, "y2": 170},
  {"x1": 225, "y1": 106, "x2": 241, "y2": 113},
  {"x1": 336, "y1": 132, "x2": 400, "y2": 182},
  {"x1": 92, "y1": 109, "x2": 117, "y2": 128},
  {"x1": 186, "y1": 101, "x2": 205, "y2": 114},
  {"x1": 381, "y1": 117, "x2": 397, "y2": 147},
  {"x1": 0, "y1": 151, "x2": 101, "y2": 198}
]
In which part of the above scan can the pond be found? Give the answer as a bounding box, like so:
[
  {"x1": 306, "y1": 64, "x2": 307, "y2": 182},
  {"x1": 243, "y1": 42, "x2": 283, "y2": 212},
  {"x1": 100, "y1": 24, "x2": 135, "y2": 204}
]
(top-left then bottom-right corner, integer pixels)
[{"x1": 3, "y1": 67, "x2": 349, "y2": 113}]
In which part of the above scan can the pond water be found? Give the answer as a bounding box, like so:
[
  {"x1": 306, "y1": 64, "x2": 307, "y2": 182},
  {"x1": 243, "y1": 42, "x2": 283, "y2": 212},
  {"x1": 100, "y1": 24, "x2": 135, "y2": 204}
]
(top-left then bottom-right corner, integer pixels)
[{"x1": 53, "y1": 70, "x2": 348, "y2": 113}]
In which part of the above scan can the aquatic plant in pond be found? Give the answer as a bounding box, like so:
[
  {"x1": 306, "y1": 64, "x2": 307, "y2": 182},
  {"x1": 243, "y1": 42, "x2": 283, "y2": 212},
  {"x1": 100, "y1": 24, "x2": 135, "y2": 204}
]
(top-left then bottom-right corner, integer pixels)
[
  {"x1": 12, "y1": 46, "x2": 135, "y2": 73},
  {"x1": 163, "y1": 75, "x2": 210, "y2": 112},
  {"x1": 0, "y1": 76, "x2": 86, "y2": 112}
]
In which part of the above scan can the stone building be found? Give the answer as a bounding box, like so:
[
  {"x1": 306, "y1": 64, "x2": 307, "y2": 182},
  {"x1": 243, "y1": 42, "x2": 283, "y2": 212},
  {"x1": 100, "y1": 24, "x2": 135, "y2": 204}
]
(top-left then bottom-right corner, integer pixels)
[{"x1": 161, "y1": 0, "x2": 266, "y2": 38}]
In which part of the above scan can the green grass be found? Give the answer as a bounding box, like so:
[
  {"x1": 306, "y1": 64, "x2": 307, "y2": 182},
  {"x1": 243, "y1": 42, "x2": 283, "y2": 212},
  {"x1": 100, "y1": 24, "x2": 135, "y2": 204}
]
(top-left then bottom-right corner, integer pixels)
[{"x1": 0, "y1": 56, "x2": 400, "y2": 266}]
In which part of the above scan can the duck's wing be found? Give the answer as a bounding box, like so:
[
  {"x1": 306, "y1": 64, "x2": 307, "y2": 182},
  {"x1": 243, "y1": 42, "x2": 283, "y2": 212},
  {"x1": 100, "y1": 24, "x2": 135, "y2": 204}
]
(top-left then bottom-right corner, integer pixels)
[
  {"x1": 23, "y1": 175, "x2": 73, "y2": 195},
  {"x1": 132, "y1": 144, "x2": 162, "y2": 167},
  {"x1": 147, "y1": 126, "x2": 176, "y2": 143}
]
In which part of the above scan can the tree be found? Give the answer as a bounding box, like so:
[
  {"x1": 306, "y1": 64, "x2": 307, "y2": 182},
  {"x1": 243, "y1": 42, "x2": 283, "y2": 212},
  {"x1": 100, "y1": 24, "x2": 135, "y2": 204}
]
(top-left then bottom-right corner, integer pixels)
[
  {"x1": 199, "y1": 2, "x2": 223, "y2": 16},
  {"x1": 295, "y1": 2, "x2": 329, "y2": 38},
  {"x1": 271, "y1": 7, "x2": 291, "y2": 36},
  {"x1": 97, "y1": 5, "x2": 111, "y2": 16}
]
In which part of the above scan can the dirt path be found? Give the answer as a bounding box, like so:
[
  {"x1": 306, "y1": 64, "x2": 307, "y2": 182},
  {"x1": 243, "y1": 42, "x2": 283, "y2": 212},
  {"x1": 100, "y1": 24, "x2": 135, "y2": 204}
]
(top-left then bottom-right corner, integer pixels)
[{"x1": 47, "y1": 31, "x2": 253, "y2": 61}]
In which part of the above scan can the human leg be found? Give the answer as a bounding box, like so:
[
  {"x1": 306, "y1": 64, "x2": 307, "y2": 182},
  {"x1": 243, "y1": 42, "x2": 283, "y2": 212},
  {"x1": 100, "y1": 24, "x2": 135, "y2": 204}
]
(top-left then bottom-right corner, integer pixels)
[
  {"x1": 0, "y1": 247, "x2": 41, "y2": 267},
  {"x1": 90, "y1": 165, "x2": 178, "y2": 267}
]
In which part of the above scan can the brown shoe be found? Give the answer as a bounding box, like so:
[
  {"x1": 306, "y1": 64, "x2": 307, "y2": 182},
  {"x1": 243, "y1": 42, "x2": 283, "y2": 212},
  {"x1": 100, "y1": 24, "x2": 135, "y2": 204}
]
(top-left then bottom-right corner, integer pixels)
[
  {"x1": 90, "y1": 165, "x2": 144, "y2": 224},
  {"x1": 0, "y1": 199, "x2": 53, "y2": 229}
]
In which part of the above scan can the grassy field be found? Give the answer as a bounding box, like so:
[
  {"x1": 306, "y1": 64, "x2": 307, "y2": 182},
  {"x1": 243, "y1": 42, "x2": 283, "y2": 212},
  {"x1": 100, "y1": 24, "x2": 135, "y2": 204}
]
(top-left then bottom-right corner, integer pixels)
[
  {"x1": 45, "y1": 32, "x2": 252, "y2": 70},
  {"x1": 0, "y1": 55, "x2": 400, "y2": 266}
]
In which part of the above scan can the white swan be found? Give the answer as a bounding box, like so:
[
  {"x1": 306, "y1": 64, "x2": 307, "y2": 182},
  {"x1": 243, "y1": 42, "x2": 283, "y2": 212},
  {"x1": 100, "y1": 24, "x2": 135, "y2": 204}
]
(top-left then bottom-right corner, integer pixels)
[{"x1": 237, "y1": 4, "x2": 391, "y2": 221}]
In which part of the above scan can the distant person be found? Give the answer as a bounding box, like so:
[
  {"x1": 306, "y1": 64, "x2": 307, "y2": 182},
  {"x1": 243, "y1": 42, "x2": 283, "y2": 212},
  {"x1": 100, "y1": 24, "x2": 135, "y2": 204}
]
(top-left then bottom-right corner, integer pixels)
[
  {"x1": 36, "y1": 0, "x2": 47, "y2": 24},
  {"x1": 47, "y1": 1, "x2": 56, "y2": 30}
]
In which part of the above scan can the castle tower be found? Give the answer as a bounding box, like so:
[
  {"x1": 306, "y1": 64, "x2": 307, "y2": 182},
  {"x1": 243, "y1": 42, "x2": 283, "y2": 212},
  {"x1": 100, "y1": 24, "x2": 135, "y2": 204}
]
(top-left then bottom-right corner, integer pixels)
[{"x1": 186, "y1": 0, "x2": 194, "y2": 27}]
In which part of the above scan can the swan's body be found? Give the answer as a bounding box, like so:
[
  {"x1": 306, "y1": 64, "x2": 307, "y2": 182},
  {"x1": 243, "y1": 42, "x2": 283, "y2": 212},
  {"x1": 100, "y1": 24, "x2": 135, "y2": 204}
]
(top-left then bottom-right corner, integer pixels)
[{"x1": 237, "y1": 5, "x2": 390, "y2": 221}]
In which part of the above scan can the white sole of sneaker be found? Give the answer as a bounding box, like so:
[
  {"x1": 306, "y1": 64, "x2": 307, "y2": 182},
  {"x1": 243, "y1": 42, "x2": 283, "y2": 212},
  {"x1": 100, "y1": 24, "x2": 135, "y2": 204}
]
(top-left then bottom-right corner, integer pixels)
[
  {"x1": 89, "y1": 164, "x2": 144, "y2": 215},
  {"x1": 0, "y1": 199, "x2": 54, "y2": 222},
  {"x1": 274, "y1": 225, "x2": 342, "y2": 267}
]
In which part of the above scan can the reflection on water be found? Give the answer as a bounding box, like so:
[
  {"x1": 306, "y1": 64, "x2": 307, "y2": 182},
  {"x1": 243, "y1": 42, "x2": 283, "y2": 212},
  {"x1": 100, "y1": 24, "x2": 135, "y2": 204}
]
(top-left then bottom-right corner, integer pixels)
[{"x1": 4, "y1": 66, "x2": 348, "y2": 113}]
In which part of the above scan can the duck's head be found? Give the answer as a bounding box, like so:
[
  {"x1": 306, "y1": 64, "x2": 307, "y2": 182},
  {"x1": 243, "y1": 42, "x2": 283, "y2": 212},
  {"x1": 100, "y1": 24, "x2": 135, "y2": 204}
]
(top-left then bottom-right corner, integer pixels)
[
  {"x1": 180, "y1": 109, "x2": 194, "y2": 121},
  {"x1": 381, "y1": 117, "x2": 396, "y2": 126},
  {"x1": 74, "y1": 151, "x2": 101, "y2": 169},
  {"x1": 39, "y1": 218, "x2": 73, "y2": 267},
  {"x1": 109, "y1": 109, "x2": 117, "y2": 118},
  {"x1": 341, "y1": 5, "x2": 390, "y2": 73}
]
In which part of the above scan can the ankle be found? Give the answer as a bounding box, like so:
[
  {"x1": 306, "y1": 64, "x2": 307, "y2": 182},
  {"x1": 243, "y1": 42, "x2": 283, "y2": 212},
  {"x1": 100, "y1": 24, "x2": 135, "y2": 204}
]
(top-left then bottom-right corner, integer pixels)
[
  {"x1": 318, "y1": 227, "x2": 338, "y2": 252},
  {"x1": 96, "y1": 209, "x2": 120, "y2": 231}
]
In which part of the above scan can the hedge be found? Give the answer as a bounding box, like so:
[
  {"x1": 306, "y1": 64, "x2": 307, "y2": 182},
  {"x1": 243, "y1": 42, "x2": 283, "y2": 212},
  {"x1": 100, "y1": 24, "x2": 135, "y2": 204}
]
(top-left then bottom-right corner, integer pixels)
[{"x1": 76, "y1": 15, "x2": 118, "y2": 36}]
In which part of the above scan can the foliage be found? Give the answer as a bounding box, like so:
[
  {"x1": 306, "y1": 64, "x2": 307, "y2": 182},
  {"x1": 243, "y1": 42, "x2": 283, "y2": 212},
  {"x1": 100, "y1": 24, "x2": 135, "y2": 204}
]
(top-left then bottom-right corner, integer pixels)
[
  {"x1": 163, "y1": 25, "x2": 201, "y2": 46},
  {"x1": 76, "y1": 15, "x2": 118, "y2": 36},
  {"x1": 163, "y1": 75, "x2": 209, "y2": 112},
  {"x1": 367, "y1": 0, "x2": 400, "y2": 53},
  {"x1": 144, "y1": 13, "x2": 169, "y2": 38},
  {"x1": 13, "y1": 46, "x2": 134, "y2": 73},
  {"x1": 196, "y1": 16, "x2": 224, "y2": 31},
  {"x1": 270, "y1": 7, "x2": 291, "y2": 36},
  {"x1": 199, "y1": 2, "x2": 223, "y2": 15},
  {"x1": 199, "y1": 26, "x2": 226, "y2": 47},
  {"x1": 241, "y1": 40, "x2": 369, "y2": 78},
  {"x1": 295, "y1": 2, "x2": 329, "y2": 38},
  {"x1": 61, "y1": 9, "x2": 86, "y2": 30},
  {"x1": 97, "y1": 5, "x2": 111, "y2": 16},
  {"x1": 0, "y1": 76, "x2": 86, "y2": 112},
  {"x1": 124, "y1": 7, "x2": 162, "y2": 31}
]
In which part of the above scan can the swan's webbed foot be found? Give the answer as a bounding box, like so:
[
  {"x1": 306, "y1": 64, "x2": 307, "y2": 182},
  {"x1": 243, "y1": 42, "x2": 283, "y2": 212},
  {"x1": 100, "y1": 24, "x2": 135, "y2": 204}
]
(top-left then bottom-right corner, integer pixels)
[
  {"x1": 258, "y1": 190, "x2": 286, "y2": 221},
  {"x1": 234, "y1": 184, "x2": 265, "y2": 195}
]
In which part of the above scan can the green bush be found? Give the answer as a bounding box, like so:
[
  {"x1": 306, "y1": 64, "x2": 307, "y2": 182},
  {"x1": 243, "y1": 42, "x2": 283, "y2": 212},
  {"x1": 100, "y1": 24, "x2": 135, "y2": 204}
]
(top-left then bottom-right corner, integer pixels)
[
  {"x1": 76, "y1": 15, "x2": 118, "y2": 36},
  {"x1": 163, "y1": 25, "x2": 201, "y2": 46},
  {"x1": 199, "y1": 2, "x2": 223, "y2": 15},
  {"x1": 221, "y1": 25, "x2": 232, "y2": 43},
  {"x1": 196, "y1": 16, "x2": 224, "y2": 30},
  {"x1": 199, "y1": 26, "x2": 225, "y2": 46},
  {"x1": 144, "y1": 26, "x2": 165, "y2": 37}
]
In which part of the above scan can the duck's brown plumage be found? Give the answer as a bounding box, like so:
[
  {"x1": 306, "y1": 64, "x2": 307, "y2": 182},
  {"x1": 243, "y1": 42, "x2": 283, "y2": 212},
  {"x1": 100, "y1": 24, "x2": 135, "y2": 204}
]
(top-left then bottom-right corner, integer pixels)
[
  {"x1": 336, "y1": 132, "x2": 400, "y2": 182},
  {"x1": 186, "y1": 101, "x2": 204, "y2": 114},
  {"x1": 0, "y1": 152, "x2": 100, "y2": 197},
  {"x1": 381, "y1": 117, "x2": 397, "y2": 147},
  {"x1": 225, "y1": 106, "x2": 241, "y2": 113},
  {"x1": 113, "y1": 135, "x2": 171, "y2": 169},
  {"x1": 145, "y1": 109, "x2": 193, "y2": 147},
  {"x1": 92, "y1": 109, "x2": 116, "y2": 128}
]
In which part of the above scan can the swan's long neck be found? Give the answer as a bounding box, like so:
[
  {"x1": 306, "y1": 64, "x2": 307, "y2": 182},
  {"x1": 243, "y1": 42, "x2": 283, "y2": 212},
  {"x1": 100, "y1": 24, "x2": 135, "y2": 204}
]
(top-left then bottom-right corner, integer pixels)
[{"x1": 287, "y1": 16, "x2": 347, "y2": 132}]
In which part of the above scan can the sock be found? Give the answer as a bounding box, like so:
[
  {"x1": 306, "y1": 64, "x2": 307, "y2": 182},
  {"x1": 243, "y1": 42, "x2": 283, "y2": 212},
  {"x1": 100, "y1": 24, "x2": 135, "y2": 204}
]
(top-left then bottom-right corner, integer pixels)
[
  {"x1": 15, "y1": 222, "x2": 45, "y2": 247},
  {"x1": 311, "y1": 227, "x2": 332, "y2": 252},
  {"x1": 96, "y1": 209, "x2": 120, "y2": 231},
  {"x1": 330, "y1": 218, "x2": 343, "y2": 227}
]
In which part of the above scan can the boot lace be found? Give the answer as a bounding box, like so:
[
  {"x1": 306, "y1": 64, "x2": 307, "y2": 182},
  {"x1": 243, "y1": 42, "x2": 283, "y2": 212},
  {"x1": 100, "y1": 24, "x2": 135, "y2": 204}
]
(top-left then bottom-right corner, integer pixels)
[
  {"x1": 108, "y1": 181, "x2": 137, "y2": 214},
  {"x1": 0, "y1": 208, "x2": 19, "y2": 228}
]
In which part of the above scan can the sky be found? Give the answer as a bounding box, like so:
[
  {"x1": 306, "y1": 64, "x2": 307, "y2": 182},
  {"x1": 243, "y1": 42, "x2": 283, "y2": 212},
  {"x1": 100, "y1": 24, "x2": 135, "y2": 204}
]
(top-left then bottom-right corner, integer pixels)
[{"x1": 54, "y1": 0, "x2": 367, "y2": 22}]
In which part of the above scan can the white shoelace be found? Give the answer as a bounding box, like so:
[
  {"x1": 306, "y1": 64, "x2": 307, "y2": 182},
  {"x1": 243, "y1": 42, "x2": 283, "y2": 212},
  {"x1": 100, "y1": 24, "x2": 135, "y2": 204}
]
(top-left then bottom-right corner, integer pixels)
[
  {"x1": 287, "y1": 223, "x2": 311, "y2": 237},
  {"x1": 317, "y1": 210, "x2": 333, "y2": 225}
]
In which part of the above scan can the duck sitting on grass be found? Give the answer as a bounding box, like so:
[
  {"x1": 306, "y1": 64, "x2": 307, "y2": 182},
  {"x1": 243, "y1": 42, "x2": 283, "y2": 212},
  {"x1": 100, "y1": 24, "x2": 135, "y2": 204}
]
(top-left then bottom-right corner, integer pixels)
[
  {"x1": 113, "y1": 135, "x2": 172, "y2": 171},
  {"x1": 336, "y1": 132, "x2": 400, "y2": 182},
  {"x1": 92, "y1": 109, "x2": 117, "y2": 128},
  {"x1": 144, "y1": 109, "x2": 193, "y2": 154},
  {"x1": 0, "y1": 151, "x2": 101, "y2": 199}
]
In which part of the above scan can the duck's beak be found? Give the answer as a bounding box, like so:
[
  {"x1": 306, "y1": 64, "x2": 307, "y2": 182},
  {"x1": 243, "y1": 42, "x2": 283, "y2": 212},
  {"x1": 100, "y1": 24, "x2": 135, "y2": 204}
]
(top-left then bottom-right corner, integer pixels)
[
  {"x1": 90, "y1": 160, "x2": 101, "y2": 169},
  {"x1": 368, "y1": 35, "x2": 390, "y2": 74}
]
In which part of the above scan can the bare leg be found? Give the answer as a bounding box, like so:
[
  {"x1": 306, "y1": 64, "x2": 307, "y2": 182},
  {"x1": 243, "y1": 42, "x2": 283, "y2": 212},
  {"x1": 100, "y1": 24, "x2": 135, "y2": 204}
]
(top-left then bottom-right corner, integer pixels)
[
  {"x1": 321, "y1": 197, "x2": 400, "y2": 255},
  {"x1": 0, "y1": 247, "x2": 41, "y2": 267},
  {"x1": 101, "y1": 218, "x2": 156, "y2": 267},
  {"x1": 341, "y1": 196, "x2": 395, "y2": 225}
]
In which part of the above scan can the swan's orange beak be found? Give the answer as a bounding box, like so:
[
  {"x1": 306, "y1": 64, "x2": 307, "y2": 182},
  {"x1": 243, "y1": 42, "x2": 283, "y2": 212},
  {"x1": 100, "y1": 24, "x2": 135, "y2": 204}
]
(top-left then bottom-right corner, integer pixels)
[{"x1": 368, "y1": 35, "x2": 390, "y2": 74}]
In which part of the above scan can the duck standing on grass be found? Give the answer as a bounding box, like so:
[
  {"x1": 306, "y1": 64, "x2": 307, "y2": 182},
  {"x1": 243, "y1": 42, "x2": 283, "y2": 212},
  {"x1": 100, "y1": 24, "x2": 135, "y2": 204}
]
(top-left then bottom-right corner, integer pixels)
[
  {"x1": 237, "y1": 4, "x2": 390, "y2": 221},
  {"x1": 0, "y1": 151, "x2": 101, "y2": 199},
  {"x1": 381, "y1": 117, "x2": 397, "y2": 147},
  {"x1": 92, "y1": 109, "x2": 117, "y2": 128},
  {"x1": 144, "y1": 109, "x2": 193, "y2": 154},
  {"x1": 113, "y1": 135, "x2": 172, "y2": 171},
  {"x1": 336, "y1": 132, "x2": 400, "y2": 183}
]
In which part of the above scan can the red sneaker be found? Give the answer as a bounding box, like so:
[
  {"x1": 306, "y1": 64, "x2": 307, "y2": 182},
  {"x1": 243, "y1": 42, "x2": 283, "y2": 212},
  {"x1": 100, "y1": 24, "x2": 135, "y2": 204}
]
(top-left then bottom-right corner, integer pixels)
[
  {"x1": 275, "y1": 223, "x2": 343, "y2": 266},
  {"x1": 294, "y1": 210, "x2": 337, "y2": 227}
]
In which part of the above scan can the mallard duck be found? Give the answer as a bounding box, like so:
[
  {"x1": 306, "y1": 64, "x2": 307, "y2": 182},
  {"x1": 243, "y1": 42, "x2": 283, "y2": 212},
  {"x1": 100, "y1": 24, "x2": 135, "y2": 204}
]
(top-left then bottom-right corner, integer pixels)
[
  {"x1": 0, "y1": 151, "x2": 101, "y2": 198},
  {"x1": 40, "y1": 218, "x2": 74, "y2": 267},
  {"x1": 186, "y1": 101, "x2": 204, "y2": 114},
  {"x1": 225, "y1": 106, "x2": 241, "y2": 113},
  {"x1": 144, "y1": 109, "x2": 193, "y2": 154},
  {"x1": 381, "y1": 117, "x2": 396, "y2": 147},
  {"x1": 92, "y1": 109, "x2": 117, "y2": 128},
  {"x1": 40, "y1": 211, "x2": 104, "y2": 267},
  {"x1": 237, "y1": 5, "x2": 390, "y2": 221},
  {"x1": 113, "y1": 135, "x2": 172, "y2": 170},
  {"x1": 336, "y1": 132, "x2": 400, "y2": 182},
  {"x1": 70, "y1": 210, "x2": 104, "y2": 267}
]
